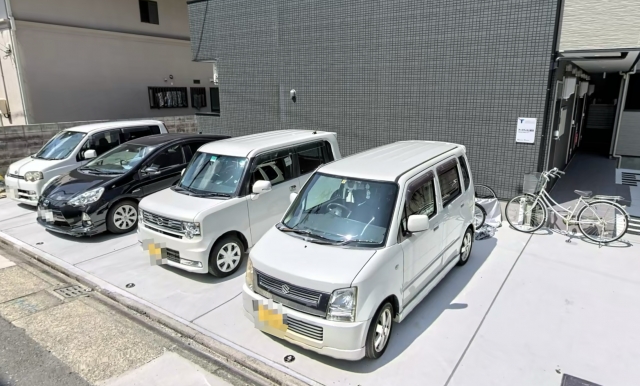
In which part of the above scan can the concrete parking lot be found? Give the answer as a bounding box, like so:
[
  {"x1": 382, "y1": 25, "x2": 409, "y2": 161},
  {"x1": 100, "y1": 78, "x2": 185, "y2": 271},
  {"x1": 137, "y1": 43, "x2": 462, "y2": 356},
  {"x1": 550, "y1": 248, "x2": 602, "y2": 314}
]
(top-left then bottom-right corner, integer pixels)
[{"x1": 1, "y1": 197, "x2": 639, "y2": 386}]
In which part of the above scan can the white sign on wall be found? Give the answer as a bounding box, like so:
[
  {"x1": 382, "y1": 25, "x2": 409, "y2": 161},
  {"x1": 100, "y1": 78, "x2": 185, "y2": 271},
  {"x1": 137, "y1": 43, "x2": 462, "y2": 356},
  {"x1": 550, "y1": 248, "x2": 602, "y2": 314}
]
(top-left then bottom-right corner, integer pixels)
[{"x1": 516, "y1": 118, "x2": 537, "y2": 144}]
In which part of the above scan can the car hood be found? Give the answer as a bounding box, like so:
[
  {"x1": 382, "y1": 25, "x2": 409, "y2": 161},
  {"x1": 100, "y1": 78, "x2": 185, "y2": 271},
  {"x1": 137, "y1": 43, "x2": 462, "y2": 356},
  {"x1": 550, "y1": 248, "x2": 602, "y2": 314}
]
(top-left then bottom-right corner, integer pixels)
[
  {"x1": 139, "y1": 188, "x2": 231, "y2": 222},
  {"x1": 250, "y1": 228, "x2": 377, "y2": 293},
  {"x1": 44, "y1": 169, "x2": 114, "y2": 202},
  {"x1": 7, "y1": 156, "x2": 65, "y2": 176}
]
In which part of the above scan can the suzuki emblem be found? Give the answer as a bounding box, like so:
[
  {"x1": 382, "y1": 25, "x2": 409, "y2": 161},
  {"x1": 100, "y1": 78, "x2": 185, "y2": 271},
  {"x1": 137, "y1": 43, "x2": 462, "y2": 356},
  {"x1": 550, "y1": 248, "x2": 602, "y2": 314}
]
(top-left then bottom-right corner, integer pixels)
[{"x1": 281, "y1": 284, "x2": 290, "y2": 294}]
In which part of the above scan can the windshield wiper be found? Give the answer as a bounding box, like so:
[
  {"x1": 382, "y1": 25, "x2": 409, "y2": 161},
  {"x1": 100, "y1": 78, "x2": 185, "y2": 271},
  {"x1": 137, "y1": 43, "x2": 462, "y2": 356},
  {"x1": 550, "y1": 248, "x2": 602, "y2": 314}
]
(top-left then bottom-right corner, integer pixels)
[
  {"x1": 79, "y1": 167, "x2": 120, "y2": 175},
  {"x1": 191, "y1": 192, "x2": 231, "y2": 198},
  {"x1": 276, "y1": 223, "x2": 338, "y2": 244},
  {"x1": 337, "y1": 239, "x2": 380, "y2": 246}
]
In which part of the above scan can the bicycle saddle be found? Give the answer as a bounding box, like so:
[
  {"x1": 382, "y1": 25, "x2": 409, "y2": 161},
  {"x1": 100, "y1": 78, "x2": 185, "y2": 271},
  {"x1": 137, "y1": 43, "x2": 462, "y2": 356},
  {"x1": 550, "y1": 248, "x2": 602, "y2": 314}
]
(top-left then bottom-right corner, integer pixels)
[{"x1": 574, "y1": 190, "x2": 592, "y2": 198}]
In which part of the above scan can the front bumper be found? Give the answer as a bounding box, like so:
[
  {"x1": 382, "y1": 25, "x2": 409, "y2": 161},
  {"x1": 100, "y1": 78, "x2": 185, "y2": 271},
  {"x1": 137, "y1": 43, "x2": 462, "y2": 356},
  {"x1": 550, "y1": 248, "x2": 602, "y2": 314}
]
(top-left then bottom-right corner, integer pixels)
[
  {"x1": 242, "y1": 284, "x2": 368, "y2": 361},
  {"x1": 4, "y1": 176, "x2": 44, "y2": 206},
  {"x1": 137, "y1": 220, "x2": 210, "y2": 274},
  {"x1": 36, "y1": 200, "x2": 107, "y2": 237}
]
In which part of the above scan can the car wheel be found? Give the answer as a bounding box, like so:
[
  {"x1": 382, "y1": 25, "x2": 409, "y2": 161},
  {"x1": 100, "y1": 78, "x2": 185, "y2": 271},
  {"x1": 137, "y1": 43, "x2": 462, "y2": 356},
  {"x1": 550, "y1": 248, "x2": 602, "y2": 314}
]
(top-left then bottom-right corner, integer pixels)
[
  {"x1": 208, "y1": 235, "x2": 244, "y2": 277},
  {"x1": 107, "y1": 200, "x2": 138, "y2": 234},
  {"x1": 364, "y1": 302, "x2": 394, "y2": 359},
  {"x1": 457, "y1": 227, "x2": 473, "y2": 266}
]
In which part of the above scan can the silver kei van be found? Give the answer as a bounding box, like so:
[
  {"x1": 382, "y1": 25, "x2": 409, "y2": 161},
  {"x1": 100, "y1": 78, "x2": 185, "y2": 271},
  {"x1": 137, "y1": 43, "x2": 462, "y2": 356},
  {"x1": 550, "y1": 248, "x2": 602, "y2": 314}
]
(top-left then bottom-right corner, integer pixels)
[{"x1": 243, "y1": 141, "x2": 475, "y2": 360}]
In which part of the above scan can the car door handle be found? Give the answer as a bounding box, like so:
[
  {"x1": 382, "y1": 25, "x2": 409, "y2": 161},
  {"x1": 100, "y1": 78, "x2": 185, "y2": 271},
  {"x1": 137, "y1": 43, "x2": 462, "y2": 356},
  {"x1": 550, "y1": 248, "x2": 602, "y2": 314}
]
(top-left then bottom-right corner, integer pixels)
[
  {"x1": 433, "y1": 225, "x2": 439, "y2": 231},
  {"x1": 460, "y1": 203, "x2": 465, "y2": 207},
  {"x1": 290, "y1": 185, "x2": 297, "y2": 191}
]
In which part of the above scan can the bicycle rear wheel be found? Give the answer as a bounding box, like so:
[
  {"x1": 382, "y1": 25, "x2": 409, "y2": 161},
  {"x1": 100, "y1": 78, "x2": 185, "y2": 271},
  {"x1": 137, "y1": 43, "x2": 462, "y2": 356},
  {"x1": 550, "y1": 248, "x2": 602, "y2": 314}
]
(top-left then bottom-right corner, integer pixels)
[
  {"x1": 474, "y1": 203, "x2": 486, "y2": 229},
  {"x1": 505, "y1": 194, "x2": 547, "y2": 233},
  {"x1": 577, "y1": 200, "x2": 629, "y2": 243}
]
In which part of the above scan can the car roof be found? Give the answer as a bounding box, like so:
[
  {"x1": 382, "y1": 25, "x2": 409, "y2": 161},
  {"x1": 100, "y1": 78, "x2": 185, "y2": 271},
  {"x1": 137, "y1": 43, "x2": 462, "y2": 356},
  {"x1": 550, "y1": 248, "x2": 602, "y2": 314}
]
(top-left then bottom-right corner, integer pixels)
[
  {"x1": 65, "y1": 120, "x2": 165, "y2": 134},
  {"x1": 127, "y1": 133, "x2": 229, "y2": 147},
  {"x1": 197, "y1": 130, "x2": 336, "y2": 157},
  {"x1": 319, "y1": 141, "x2": 461, "y2": 182}
]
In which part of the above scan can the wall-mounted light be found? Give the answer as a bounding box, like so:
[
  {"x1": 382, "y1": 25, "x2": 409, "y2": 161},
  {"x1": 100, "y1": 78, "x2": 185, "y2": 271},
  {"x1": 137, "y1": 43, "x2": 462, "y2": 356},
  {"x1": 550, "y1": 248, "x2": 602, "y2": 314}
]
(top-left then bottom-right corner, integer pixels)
[{"x1": 290, "y1": 89, "x2": 296, "y2": 103}]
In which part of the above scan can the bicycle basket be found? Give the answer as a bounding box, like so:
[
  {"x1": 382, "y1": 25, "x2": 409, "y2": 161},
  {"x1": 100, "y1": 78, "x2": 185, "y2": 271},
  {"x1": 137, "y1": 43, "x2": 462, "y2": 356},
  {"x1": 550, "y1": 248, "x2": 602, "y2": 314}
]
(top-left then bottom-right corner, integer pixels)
[{"x1": 523, "y1": 173, "x2": 543, "y2": 194}]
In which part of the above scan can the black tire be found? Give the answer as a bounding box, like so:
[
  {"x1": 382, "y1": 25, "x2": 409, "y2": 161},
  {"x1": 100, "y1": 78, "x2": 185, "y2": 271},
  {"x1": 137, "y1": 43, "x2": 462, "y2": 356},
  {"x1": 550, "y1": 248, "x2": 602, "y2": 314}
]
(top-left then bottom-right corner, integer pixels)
[
  {"x1": 457, "y1": 227, "x2": 474, "y2": 266},
  {"x1": 208, "y1": 235, "x2": 245, "y2": 277},
  {"x1": 505, "y1": 194, "x2": 547, "y2": 233},
  {"x1": 365, "y1": 302, "x2": 394, "y2": 359},
  {"x1": 106, "y1": 200, "x2": 138, "y2": 234},
  {"x1": 473, "y1": 203, "x2": 486, "y2": 229},
  {"x1": 577, "y1": 200, "x2": 629, "y2": 244}
]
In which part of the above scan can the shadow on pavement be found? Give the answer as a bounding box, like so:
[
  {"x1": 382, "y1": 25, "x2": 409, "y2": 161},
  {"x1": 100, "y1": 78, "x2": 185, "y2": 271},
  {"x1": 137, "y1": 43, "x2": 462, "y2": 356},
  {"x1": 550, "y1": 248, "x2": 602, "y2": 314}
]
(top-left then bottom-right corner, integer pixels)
[
  {"x1": 159, "y1": 257, "x2": 247, "y2": 284},
  {"x1": 266, "y1": 236, "x2": 498, "y2": 373}
]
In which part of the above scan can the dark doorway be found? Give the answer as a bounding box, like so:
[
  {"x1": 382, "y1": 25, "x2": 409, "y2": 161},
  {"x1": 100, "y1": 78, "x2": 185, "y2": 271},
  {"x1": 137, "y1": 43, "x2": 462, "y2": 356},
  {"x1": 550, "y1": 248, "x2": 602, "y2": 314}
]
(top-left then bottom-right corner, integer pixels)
[{"x1": 580, "y1": 73, "x2": 621, "y2": 155}]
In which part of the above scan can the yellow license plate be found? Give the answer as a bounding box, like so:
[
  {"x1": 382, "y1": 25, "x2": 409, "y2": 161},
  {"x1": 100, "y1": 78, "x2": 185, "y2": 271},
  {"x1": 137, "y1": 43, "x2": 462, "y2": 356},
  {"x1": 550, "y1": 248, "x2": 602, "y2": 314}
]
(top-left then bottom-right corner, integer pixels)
[{"x1": 253, "y1": 299, "x2": 287, "y2": 337}]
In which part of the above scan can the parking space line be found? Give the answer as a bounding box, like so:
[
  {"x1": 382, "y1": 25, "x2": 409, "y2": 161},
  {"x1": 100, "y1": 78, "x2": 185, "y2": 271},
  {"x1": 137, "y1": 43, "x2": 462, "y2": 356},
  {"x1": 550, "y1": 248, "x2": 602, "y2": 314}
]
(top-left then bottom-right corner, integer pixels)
[
  {"x1": 72, "y1": 243, "x2": 140, "y2": 267},
  {"x1": 443, "y1": 234, "x2": 533, "y2": 386},
  {"x1": 0, "y1": 212, "x2": 36, "y2": 223},
  {"x1": 190, "y1": 293, "x2": 241, "y2": 323}
]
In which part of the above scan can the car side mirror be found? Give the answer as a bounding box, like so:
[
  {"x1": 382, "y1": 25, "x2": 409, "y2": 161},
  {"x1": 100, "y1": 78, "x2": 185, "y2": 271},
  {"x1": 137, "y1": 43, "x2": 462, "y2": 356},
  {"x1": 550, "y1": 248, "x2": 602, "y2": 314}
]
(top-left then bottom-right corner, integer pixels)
[
  {"x1": 142, "y1": 166, "x2": 161, "y2": 176},
  {"x1": 407, "y1": 214, "x2": 430, "y2": 233},
  {"x1": 83, "y1": 149, "x2": 97, "y2": 160},
  {"x1": 289, "y1": 192, "x2": 298, "y2": 203},
  {"x1": 251, "y1": 180, "x2": 272, "y2": 200}
]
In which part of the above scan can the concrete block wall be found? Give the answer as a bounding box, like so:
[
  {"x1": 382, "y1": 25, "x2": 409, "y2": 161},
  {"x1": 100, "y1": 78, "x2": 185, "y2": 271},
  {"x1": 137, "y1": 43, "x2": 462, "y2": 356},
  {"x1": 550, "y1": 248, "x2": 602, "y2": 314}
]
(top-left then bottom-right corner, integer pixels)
[{"x1": 0, "y1": 116, "x2": 198, "y2": 177}]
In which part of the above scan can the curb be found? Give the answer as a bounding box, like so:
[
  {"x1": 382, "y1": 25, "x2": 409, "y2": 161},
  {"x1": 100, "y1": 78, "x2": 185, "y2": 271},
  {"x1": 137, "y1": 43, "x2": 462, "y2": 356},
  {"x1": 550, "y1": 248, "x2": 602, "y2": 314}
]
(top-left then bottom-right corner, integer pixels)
[{"x1": 0, "y1": 233, "x2": 315, "y2": 386}]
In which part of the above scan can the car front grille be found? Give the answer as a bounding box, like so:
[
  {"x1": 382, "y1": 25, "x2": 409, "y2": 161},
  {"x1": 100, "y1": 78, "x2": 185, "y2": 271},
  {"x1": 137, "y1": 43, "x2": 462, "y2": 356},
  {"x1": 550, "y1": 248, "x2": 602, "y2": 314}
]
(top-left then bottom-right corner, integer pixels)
[
  {"x1": 287, "y1": 317, "x2": 323, "y2": 341},
  {"x1": 51, "y1": 210, "x2": 66, "y2": 223},
  {"x1": 255, "y1": 270, "x2": 330, "y2": 317},
  {"x1": 142, "y1": 211, "x2": 183, "y2": 233},
  {"x1": 166, "y1": 248, "x2": 180, "y2": 263}
]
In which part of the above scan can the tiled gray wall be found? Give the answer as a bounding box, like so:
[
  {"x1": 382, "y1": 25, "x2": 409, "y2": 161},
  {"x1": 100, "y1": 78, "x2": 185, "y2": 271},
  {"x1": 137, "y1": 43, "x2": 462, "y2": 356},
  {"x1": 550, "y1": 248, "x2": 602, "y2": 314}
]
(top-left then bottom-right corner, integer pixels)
[
  {"x1": 616, "y1": 111, "x2": 640, "y2": 157},
  {"x1": 560, "y1": 0, "x2": 640, "y2": 51},
  {"x1": 188, "y1": 0, "x2": 558, "y2": 198}
]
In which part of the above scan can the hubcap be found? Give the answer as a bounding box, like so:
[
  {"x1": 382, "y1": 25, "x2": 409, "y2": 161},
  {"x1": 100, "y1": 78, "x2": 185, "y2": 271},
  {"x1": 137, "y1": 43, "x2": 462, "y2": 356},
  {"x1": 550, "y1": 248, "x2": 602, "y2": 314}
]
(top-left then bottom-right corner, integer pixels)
[
  {"x1": 216, "y1": 242, "x2": 241, "y2": 272},
  {"x1": 374, "y1": 308, "x2": 392, "y2": 352},
  {"x1": 460, "y1": 232, "x2": 472, "y2": 261},
  {"x1": 113, "y1": 205, "x2": 137, "y2": 230}
]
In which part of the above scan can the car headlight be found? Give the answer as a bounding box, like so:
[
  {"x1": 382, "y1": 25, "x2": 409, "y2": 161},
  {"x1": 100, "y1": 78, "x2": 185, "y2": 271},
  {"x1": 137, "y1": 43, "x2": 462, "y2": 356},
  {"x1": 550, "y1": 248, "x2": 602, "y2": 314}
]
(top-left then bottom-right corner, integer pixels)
[
  {"x1": 327, "y1": 287, "x2": 357, "y2": 322},
  {"x1": 25, "y1": 171, "x2": 44, "y2": 182},
  {"x1": 181, "y1": 222, "x2": 201, "y2": 239},
  {"x1": 245, "y1": 258, "x2": 254, "y2": 289},
  {"x1": 68, "y1": 187, "x2": 104, "y2": 207}
]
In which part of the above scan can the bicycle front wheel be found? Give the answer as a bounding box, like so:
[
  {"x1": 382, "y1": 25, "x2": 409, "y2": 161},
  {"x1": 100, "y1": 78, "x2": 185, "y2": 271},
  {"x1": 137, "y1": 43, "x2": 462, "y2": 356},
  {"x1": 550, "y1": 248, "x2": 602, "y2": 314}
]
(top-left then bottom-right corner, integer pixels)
[
  {"x1": 474, "y1": 203, "x2": 486, "y2": 229},
  {"x1": 505, "y1": 194, "x2": 547, "y2": 233},
  {"x1": 578, "y1": 200, "x2": 629, "y2": 243}
]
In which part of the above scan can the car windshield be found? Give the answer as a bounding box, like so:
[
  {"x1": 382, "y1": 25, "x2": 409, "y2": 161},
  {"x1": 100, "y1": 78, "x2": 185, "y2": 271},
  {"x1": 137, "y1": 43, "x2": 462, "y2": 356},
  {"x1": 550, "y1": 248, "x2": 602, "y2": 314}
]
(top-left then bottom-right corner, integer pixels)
[
  {"x1": 34, "y1": 131, "x2": 86, "y2": 160},
  {"x1": 82, "y1": 144, "x2": 153, "y2": 174},
  {"x1": 175, "y1": 152, "x2": 247, "y2": 197},
  {"x1": 282, "y1": 173, "x2": 398, "y2": 247}
]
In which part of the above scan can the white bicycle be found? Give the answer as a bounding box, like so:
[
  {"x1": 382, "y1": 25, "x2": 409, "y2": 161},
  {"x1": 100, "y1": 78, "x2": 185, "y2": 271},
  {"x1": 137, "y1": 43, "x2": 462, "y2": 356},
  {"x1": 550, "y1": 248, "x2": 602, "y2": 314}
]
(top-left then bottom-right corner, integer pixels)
[{"x1": 505, "y1": 168, "x2": 629, "y2": 244}]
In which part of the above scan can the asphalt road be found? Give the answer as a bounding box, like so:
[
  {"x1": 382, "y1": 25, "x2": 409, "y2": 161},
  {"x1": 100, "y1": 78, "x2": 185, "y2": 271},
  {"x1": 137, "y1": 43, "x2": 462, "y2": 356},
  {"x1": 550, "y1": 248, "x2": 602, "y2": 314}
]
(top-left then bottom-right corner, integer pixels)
[{"x1": 0, "y1": 315, "x2": 90, "y2": 386}]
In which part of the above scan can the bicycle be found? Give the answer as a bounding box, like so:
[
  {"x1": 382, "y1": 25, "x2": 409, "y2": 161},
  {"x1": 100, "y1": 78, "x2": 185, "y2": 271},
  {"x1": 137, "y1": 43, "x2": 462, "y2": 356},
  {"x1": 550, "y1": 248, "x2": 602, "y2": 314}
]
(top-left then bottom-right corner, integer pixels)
[
  {"x1": 473, "y1": 184, "x2": 496, "y2": 229},
  {"x1": 504, "y1": 168, "x2": 629, "y2": 244}
]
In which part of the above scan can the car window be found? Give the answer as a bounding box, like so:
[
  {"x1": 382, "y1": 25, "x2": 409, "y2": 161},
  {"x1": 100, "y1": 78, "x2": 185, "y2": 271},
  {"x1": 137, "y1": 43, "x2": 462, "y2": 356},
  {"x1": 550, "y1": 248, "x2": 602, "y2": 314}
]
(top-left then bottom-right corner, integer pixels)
[
  {"x1": 150, "y1": 125, "x2": 161, "y2": 134},
  {"x1": 251, "y1": 148, "x2": 294, "y2": 186},
  {"x1": 149, "y1": 144, "x2": 185, "y2": 170},
  {"x1": 188, "y1": 142, "x2": 203, "y2": 155},
  {"x1": 400, "y1": 172, "x2": 437, "y2": 234},
  {"x1": 296, "y1": 142, "x2": 328, "y2": 175},
  {"x1": 182, "y1": 144, "x2": 194, "y2": 163},
  {"x1": 35, "y1": 130, "x2": 86, "y2": 161},
  {"x1": 458, "y1": 156, "x2": 470, "y2": 190},
  {"x1": 122, "y1": 126, "x2": 154, "y2": 142},
  {"x1": 91, "y1": 130, "x2": 121, "y2": 156},
  {"x1": 437, "y1": 160, "x2": 462, "y2": 207}
]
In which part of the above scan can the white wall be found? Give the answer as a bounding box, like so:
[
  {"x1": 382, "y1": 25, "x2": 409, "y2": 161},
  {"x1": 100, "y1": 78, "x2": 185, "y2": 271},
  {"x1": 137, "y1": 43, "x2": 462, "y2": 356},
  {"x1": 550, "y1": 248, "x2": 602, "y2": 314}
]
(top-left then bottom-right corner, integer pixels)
[
  {"x1": 560, "y1": 0, "x2": 640, "y2": 51},
  {"x1": 11, "y1": 0, "x2": 190, "y2": 40},
  {"x1": 15, "y1": 21, "x2": 213, "y2": 123}
]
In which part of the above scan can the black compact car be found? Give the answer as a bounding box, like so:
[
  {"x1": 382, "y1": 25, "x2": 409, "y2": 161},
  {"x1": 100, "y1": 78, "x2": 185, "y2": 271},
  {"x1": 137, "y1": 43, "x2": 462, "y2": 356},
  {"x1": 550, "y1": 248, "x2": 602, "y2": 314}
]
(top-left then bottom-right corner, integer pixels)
[{"x1": 36, "y1": 133, "x2": 229, "y2": 236}]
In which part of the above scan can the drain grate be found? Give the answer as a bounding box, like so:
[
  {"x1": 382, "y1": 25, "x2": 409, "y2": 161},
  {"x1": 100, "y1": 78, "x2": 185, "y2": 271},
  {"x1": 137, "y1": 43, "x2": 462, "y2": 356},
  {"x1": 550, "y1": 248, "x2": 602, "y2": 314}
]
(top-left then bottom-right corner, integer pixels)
[
  {"x1": 54, "y1": 285, "x2": 91, "y2": 298},
  {"x1": 561, "y1": 374, "x2": 602, "y2": 386}
]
